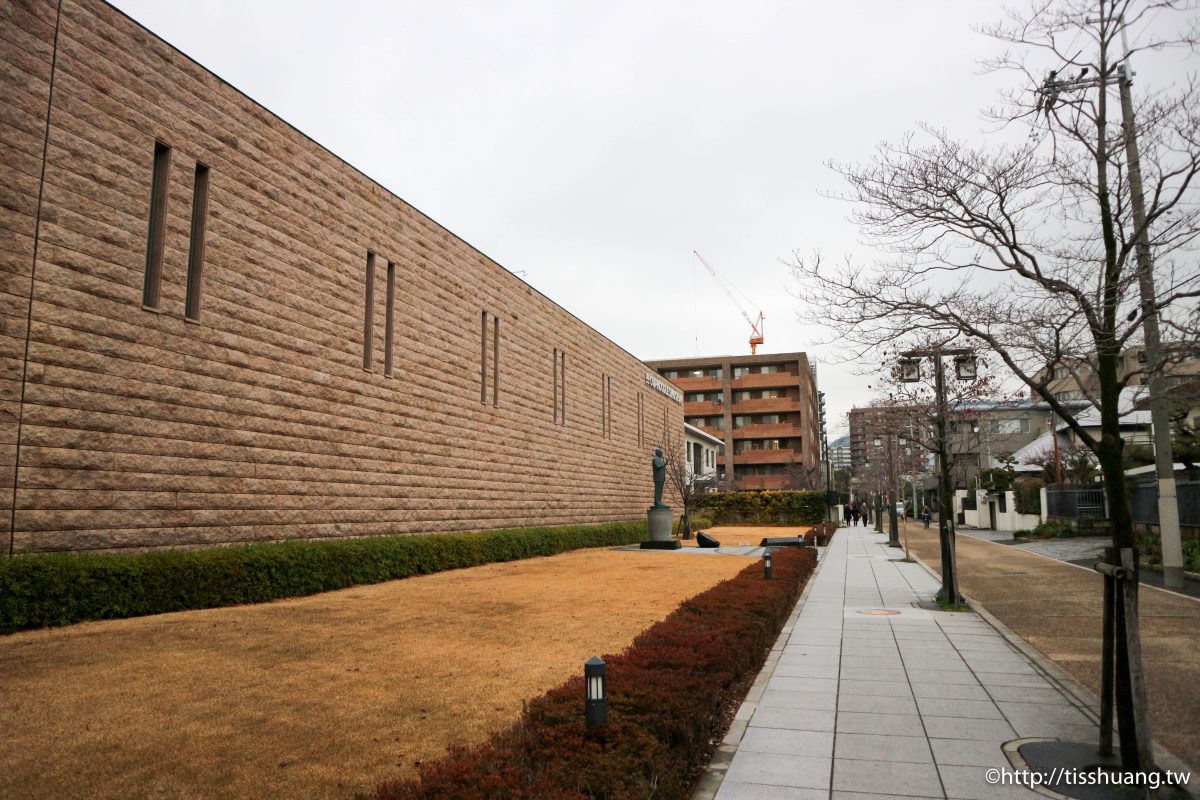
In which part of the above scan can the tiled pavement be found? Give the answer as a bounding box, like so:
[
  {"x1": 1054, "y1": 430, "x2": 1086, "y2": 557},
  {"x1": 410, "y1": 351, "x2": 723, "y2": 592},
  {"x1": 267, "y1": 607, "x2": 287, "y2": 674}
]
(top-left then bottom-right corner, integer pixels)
[{"x1": 709, "y1": 524, "x2": 1101, "y2": 800}]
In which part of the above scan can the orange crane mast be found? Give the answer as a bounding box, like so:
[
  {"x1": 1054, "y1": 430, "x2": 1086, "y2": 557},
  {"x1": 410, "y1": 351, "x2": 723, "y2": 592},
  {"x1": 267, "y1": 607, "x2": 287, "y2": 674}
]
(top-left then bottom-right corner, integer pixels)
[{"x1": 693, "y1": 250, "x2": 765, "y2": 354}]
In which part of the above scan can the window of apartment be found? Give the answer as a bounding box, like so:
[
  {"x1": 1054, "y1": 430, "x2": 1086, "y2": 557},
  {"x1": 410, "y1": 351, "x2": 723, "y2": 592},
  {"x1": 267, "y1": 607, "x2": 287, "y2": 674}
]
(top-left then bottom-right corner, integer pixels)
[
  {"x1": 760, "y1": 365, "x2": 780, "y2": 374},
  {"x1": 762, "y1": 389, "x2": 783, "y2": 399},
  {"x1": 760, "y1": 414, "x2": 781, "y2": 425},
  {"x1": 660, "y1": 370, "x2": 678, "y2": 379},
  {"x1": 687, "y1": 368, "x2": 705, "y2": 378},
  {"x1": 733, "y1": 367, "x2": 750, "y2": 378},
  {"x1": 733, "y1": 415, "x2": 749, "y2": 428},
  {"x1": 1057, "y1": 390, "x2": 1083, "y2": 401},
  {"x1": 992, "y1": 417, "x2": 1029, "y2": 435},
  {"x1": 708, "y1": 368, "x2": 723, "y2": 379},
  {"x1": 1053, "y1": 366, "x2": 1069, "y2": 379}
]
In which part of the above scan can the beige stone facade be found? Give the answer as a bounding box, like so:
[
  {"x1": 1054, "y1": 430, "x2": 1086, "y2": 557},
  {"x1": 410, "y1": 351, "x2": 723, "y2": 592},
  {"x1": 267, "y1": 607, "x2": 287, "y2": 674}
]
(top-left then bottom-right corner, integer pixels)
[{"x1": 0, "y1": 0, "x2": 681, "y2": 553}]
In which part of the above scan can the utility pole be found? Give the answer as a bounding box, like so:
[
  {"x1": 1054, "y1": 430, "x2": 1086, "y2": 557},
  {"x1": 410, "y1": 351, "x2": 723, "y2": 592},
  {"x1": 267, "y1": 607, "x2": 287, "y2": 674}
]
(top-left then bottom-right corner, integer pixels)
[
  {"x1": 1037, "y1": 17, "x2": 1159, "y2": 772},
  {"x1": 1039, "y1": 34, "x2": 1184, "y2": 590},
  {"x1": 1116, "y1": 61, "x2": 1185, "y2": 591}
]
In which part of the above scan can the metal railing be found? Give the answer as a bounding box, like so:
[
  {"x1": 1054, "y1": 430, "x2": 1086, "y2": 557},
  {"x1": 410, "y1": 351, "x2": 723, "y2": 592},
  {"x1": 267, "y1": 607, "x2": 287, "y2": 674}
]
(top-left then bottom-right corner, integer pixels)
[
  {"x1": 1129, "y1": 481, "x2": 1199, "y2": 526},
  {"x1": 1046, "y1": 486, "x2": 1108, "y2": 519}
]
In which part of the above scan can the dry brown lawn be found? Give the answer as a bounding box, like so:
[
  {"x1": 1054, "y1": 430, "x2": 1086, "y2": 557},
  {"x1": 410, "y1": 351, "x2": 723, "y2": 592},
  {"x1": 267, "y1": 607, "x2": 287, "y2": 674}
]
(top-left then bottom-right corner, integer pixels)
[
  {"x1": 681, "y1": 525, "x2": 798, "y2": 548},
  {"x1": 0, "y1": 546, "x2": 751, "y2": 800}
]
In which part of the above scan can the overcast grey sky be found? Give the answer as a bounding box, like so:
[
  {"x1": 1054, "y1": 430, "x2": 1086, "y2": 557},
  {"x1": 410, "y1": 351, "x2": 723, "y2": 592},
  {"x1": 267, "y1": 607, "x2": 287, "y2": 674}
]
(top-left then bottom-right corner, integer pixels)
[{"x1": 109, "y1": 0, "x2": 1193, "y2": 436}]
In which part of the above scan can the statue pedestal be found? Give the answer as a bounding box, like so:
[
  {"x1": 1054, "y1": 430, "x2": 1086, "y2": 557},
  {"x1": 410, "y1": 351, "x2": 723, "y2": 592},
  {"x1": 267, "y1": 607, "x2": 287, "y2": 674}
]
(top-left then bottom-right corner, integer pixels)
[{"x1": 640, "y1": 507, "x2": 680, "y2": 550}]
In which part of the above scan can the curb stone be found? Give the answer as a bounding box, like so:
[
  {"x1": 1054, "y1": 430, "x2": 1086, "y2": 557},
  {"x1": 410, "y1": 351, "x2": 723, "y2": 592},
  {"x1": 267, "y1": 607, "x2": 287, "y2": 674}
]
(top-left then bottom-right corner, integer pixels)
[
  {"x1": 908, "y1": 549, "x2": 1199, "y2": 798},
  {"x1": 688, "y1": 544, "x2": 830, "y2": 800}
]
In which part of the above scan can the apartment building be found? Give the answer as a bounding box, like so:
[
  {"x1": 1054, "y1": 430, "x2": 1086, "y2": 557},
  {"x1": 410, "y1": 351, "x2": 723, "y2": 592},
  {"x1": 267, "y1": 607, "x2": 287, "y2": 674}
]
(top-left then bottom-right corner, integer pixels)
[
  {"x1": 646, "y1": 353, "x2": 821, "y2": 490},
  {"x1": 849, "y1": 400, "x2": 1082, "y2": 491},
  {"x1": 1037, "y1": 346, "x2": 1200, "y2": 401}
]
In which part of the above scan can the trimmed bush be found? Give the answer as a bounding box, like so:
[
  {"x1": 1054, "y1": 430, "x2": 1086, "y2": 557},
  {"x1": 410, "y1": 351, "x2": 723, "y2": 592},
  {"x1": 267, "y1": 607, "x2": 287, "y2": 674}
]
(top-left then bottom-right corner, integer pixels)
[
  {"x1": 0, "y1": 522, "x2": 646, "y2": 634},
  {"x1": 702, "y1": 490, "x2": 826, "y2": 525},
  {"x1": 368, "y1": 545, "x2": 819, "y2": 800},
  {"x1": 1032, "y1": 519, "x2": 1076, "y2": 539},
  {"x1": 1014, "y1": 479, "x2": 1043, "y2": 516}
]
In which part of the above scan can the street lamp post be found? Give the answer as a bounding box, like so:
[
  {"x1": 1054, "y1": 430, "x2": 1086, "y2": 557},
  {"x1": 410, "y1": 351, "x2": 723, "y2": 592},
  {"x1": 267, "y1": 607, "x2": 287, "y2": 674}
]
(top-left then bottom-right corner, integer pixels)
[{"x1": 899, "y1": 348, "x2": 975, "y2": 605}]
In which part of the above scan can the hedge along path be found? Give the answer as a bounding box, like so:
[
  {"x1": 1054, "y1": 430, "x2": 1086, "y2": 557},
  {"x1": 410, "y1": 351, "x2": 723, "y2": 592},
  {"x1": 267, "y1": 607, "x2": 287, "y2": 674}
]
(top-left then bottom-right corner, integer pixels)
[{"x1": 0, "y1": 547, "x2": 750, "y2": 800}]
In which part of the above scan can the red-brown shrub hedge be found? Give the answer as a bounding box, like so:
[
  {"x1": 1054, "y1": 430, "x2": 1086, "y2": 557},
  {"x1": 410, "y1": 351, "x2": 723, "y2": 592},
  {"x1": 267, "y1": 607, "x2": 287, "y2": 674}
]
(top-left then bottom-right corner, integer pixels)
[{"x1": 368, "y1": 545, "x2": 820, "y2": 800}]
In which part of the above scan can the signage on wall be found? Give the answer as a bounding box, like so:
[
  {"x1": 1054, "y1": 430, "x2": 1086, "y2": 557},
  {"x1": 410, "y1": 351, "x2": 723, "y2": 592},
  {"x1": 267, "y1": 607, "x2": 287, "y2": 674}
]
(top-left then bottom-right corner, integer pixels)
[{"x1": 645, "y1": 373, "x2": 683, "y2": 404}]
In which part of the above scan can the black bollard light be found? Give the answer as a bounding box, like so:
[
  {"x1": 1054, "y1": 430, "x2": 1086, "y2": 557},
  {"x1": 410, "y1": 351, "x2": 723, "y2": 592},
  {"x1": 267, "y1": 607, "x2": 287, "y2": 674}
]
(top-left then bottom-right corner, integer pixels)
[
  {"x1": 764, "y1": 551, "x2": 773, "y2": 580},
  {"x1": 585, "y1": 656, "x2": 607, "y2": 728}
]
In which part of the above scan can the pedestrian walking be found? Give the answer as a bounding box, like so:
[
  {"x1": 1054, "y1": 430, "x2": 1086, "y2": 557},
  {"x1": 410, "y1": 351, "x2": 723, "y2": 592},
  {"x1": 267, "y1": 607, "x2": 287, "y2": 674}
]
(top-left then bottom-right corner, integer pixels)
[
  {"x1": 850, "y1": 503, "x2": 860, "y2": 527},
  {"x1": 921, "y1": 504, "x2": 932, "y2": 529},
  {"x1": 842, "y1": 504, "x2": 852, "y2": 527}
]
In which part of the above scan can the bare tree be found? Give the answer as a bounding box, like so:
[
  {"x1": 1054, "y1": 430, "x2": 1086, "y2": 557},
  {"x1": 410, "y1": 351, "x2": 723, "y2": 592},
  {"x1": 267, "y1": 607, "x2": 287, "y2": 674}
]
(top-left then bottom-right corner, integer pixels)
[
  {"x1": 1022, "y1": 440, "x2": 1100, "y2": 484},
  {"x1": 790, "y1": 1, "x2": 1200, "y2": 772},
  {"x1": 656, "y1": 427, "x2": 718, "y2": 540},
  {"x1": 782, "y1": 455, "x2": 823, "y2": 490}
]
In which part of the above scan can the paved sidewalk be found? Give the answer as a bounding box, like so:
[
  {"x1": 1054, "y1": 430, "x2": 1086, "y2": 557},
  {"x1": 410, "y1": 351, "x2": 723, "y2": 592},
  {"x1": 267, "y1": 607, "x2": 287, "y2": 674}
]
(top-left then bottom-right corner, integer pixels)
[{"x1": 707, "y1": 523, "x2": 1098, "y2": 800}]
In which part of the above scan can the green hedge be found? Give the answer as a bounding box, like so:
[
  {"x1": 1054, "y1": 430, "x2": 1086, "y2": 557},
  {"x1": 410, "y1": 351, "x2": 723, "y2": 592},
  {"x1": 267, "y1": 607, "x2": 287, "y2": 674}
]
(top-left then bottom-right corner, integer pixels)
[
  {"x1": 702, "y1": 490, "x2": 826, "y2": 525},
  {"x1": 1014, "y1": 479, "x2": 1043, "y2": 516},
  {"x1": 0, "y1": 522, "x2": 646, "y2": 634},
  {"x1": 1032, "y1": 519, "x2": 1076, "y2": 539}
]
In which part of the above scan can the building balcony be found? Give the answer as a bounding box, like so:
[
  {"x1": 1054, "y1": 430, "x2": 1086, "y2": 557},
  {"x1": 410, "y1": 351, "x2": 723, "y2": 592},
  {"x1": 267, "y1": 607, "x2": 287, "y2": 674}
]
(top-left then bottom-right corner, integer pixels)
[
  {"x1": 731, "y1": 423, "x2": 806, "y2": 439},
  {"x1": 683, "y1": 400, "x2": 724, "y2": 416},
  {"x1": 695, "y1": 425, "x2": 725, "y2": 441},
  {"x1": 731, "y1": 398, "x2": 802, "y2": 414},
  {"x1": 733, "y1": 449, "x2": 796, "y2": 465},
  {"x1": 735, "y1": 475, "x2": 793, "y2": 490},
  {"x1": 731, "y1": 372, "x2": 800, "y2": 389},
  {"x1": 669, "y1": 375, "x2": 722, "y2": 392}
]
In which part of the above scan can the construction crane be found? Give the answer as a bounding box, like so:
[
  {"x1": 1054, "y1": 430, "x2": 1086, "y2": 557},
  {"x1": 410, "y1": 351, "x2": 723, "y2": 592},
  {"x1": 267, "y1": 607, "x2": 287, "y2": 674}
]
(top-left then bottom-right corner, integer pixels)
[{"x1": 693, "y1": 250, "x2": 765, "y2": 355}]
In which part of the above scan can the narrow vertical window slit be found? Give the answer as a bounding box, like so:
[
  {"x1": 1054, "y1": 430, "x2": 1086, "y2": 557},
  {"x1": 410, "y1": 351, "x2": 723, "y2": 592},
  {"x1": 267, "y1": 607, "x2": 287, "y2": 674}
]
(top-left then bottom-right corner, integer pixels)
[
  {"x1": 142, "y1": 142, "x2": 171, "y2": 309},
  {"x1": 184, "y1": 162, "x2": 209, "y2": 321},
  {"x1": 362, "y1": 252, "x2": 375, "y2": 370},
  {"x1": 480, "y1": 311, "x2": 489, "y2": 404},
  {"x1": 492, "y1": 315, "x2": 500, "y2": 406},
  {"x1": 384, "y1": 261, "x2": 396, "y2": 377}
]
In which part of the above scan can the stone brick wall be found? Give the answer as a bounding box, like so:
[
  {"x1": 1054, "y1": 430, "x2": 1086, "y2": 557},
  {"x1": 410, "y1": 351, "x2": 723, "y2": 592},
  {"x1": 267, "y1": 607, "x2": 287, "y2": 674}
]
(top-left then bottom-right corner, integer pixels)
[{"x1": 0, "y1": 0, "x2": 681, "y2": 553}]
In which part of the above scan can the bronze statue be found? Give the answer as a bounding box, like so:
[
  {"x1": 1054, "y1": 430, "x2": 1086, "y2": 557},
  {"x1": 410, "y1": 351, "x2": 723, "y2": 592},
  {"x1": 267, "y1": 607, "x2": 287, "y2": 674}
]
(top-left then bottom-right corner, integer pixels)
[{"x1": 652, "y1": 448, "x2": 668, "y2": 509}]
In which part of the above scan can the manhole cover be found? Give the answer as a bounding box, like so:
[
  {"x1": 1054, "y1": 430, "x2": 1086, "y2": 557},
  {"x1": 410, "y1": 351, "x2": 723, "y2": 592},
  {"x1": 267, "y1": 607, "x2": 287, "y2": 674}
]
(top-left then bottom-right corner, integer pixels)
[
  {"x1": 1007, "y1": 739, "x2": 1192, "y2": 799},
  {"x1": 857, "y1": 609, "x2": 902, "y2": 616}
]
